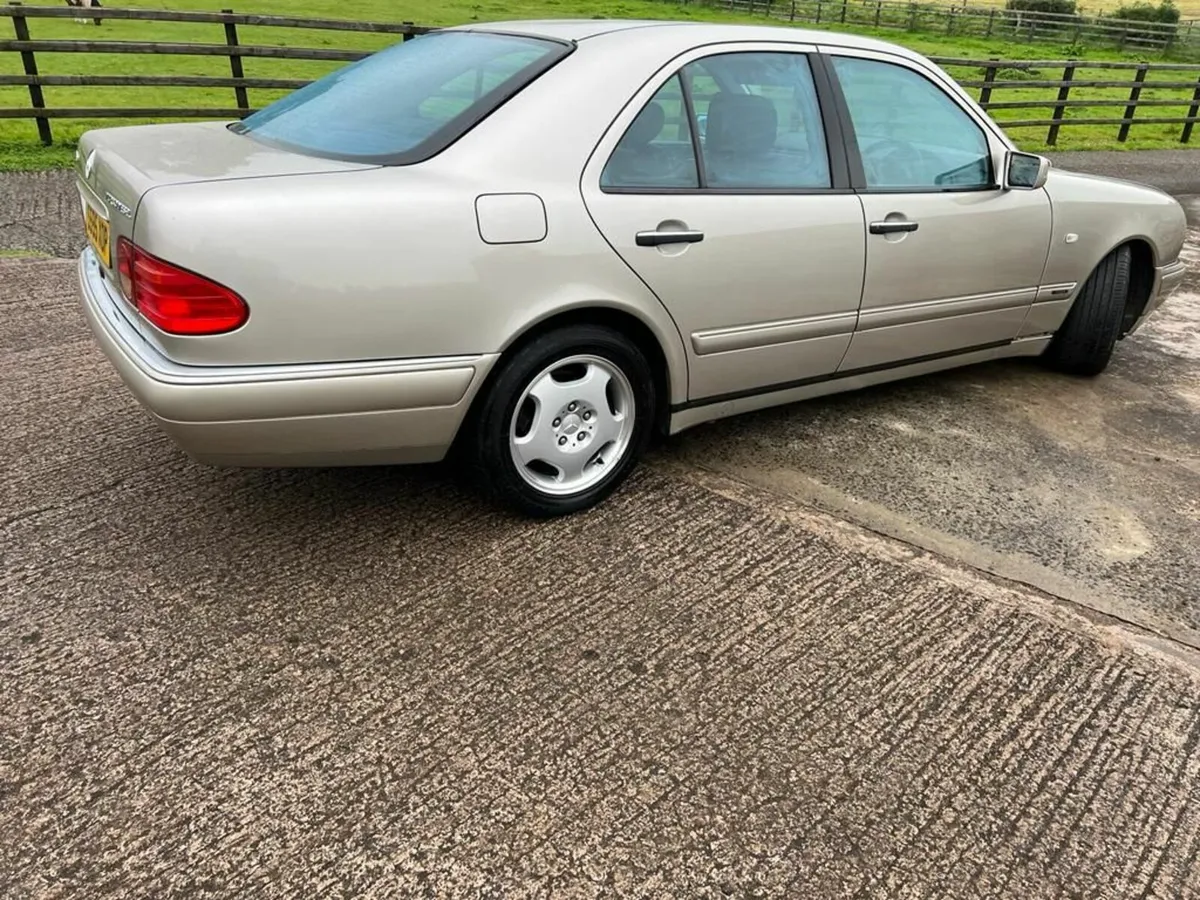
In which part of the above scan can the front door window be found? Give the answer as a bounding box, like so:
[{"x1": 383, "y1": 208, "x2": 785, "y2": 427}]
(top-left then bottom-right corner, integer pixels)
[{"x1": 831, "y1": 56, "x2": 992, "y2": 190}]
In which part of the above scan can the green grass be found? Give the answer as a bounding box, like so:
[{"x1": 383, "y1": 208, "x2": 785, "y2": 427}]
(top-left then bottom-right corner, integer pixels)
[{"x1": 1, "y1": 0, "x2": 1198, "y2": 170}]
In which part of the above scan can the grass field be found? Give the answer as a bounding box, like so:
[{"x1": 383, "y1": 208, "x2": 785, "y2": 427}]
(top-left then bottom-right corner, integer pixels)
[{"x1": 1, "y1": 0, "x2": 1199, "y2": 170}]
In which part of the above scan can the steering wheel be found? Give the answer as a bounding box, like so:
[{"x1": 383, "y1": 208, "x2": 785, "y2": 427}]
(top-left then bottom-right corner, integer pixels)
[{"x1": 861, "y1": 138, "x2": 927, "y2": 188}]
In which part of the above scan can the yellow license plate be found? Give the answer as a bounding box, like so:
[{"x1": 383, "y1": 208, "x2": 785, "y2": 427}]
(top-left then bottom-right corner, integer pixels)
[{"x1": 84, "y1": 203, "x2": 111, "y2": 268}]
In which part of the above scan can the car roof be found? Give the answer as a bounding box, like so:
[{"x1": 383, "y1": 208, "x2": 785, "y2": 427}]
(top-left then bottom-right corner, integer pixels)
[{"x1": 448, "y1": 18, "x2": 916, "y2": 58}]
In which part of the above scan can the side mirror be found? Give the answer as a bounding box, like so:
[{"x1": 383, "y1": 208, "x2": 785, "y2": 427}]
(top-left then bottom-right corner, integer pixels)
[{"x1": 1003, "y1": 151, "x2": 1050, "y2": 190}]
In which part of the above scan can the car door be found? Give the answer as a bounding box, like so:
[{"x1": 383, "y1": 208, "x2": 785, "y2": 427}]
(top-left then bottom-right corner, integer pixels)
[
  {"x1": 823, "y1": 50, "x2": 1053, "y2": 372},
  {"x1": 581, "y1": 44, "x2": 866, "y2": 403}
]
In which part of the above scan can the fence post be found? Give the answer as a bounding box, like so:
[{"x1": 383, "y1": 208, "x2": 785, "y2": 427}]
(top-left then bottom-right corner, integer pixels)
[
  {"x1": 221, "y1": 9, "x2": 249, "y2": 117},
  {"x1": 9, "y1": 2, "x2": 52, "y2": 146},
  {"x1": 947, "y1": 9, "x2": 956, "y2": 34},
  {"x1": 1181, "y1": 73, "x2": 1200, "y2": 144},
  {"x1": 790, "y1": 0, "x2": 796, "y2": 21},
  {"x1": 840, "y1": 0, "x2": 847, "y2": 23},
  {"x1": 401, "y1": 20, "x2": 414, "y2": 40},
  {"x1": 907, "y1": 1, "x2": 917, "y2": 30},
  {"x1": 815, "y1": 0, "x2": 823, "y2": 23},
  {"x1": 874, "y1": 0, "x2": 882, "y2": 26},
  {"x1": 1047, "y1": 63, "x2": 1075, "y2": 145},
  {"x1": 979, "y1": 58, "x2": 998, "y2": 106},
  {"x1": 986, "y1": 7, "x2": 996, "y2": 37},
  {"x1": 1118, "y1": 64, "x2": 1147, "y2": 142}
]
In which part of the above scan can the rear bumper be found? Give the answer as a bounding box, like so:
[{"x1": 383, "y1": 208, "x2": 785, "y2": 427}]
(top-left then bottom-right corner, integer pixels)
[{"x1": 77, "y1": 250, "x2": 498, "y2": 466}]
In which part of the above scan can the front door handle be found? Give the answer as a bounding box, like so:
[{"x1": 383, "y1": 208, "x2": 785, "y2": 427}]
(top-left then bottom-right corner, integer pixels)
[
  {"x1": 869, "y1": 220, "x2": 919, "y2": 235},
  {"x1": 636, "y1": 229, "x2": 705, "y2": 247}
]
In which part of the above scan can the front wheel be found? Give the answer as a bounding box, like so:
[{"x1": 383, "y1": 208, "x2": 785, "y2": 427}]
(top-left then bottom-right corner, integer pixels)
[
  {"x1": 465, "y1": 324, "x2": 656, "y2": 517},
  {"x1": 1042, "y1": 245, "x2": 1132, "y2": 377}
]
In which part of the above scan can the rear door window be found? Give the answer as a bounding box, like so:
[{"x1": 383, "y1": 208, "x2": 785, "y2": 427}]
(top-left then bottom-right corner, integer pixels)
[
  {"x1": 600, "y1": 75, "x2": 700, "y2": 190},
  {"x1": 599, "y1": 50, "x2": 833, "y2": 192},
  {"x1": 685, "y1": 52, "x2": 831, "y2": 190}
]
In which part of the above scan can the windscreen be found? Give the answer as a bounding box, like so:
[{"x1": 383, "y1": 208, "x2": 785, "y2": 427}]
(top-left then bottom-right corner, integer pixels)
[{"x1": 233, "y1": 31, "x2": 568, "y2": 164}]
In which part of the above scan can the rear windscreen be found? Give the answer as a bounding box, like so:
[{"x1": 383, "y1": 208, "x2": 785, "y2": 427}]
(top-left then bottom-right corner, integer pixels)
[{"x1": 233, "y1": 31, "x2": 569, "y2": 165}]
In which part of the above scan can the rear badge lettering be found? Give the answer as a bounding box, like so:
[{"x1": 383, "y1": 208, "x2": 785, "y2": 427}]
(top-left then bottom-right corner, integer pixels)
[{"x1": 105, "y1": 192, "x2": 132, "y2": 218}]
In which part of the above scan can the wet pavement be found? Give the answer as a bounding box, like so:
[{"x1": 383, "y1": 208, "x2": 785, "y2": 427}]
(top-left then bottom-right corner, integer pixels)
[{"x1": 3, "y1": 155, "x2": 1200, "y2": 897}]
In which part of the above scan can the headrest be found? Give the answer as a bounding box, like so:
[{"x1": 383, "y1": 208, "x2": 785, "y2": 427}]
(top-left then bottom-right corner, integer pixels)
[
  {"x1": 704, "y1": 93, "x2": 777, "y2": 156},
  {"x1": 624, "y1": 101, "x2": 666, "y2": 147}
]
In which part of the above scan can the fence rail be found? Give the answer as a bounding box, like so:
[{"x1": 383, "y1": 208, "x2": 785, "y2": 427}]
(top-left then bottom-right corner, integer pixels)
[
  {"x1": 0, "y1": 3, "x2": 428, "y2": 144},
  {"x1": 707, "y1": 0, "x2": 1200, "y2": 55},
  {"x1": 2, "y1": 4, "x2": 1199, "y2": 147},
  {"x1": 929, "y1": 57, "x2": 1200, "y2": 144}
]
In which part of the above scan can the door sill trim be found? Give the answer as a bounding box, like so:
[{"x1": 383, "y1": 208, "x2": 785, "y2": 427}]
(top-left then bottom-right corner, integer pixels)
[{"x1": 672, "y1": 339, "x2": 1012, "y2": 412}]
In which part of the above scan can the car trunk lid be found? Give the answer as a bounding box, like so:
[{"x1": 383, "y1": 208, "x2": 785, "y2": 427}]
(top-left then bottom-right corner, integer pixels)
[{"x1": 75, "y1": 121, "x2": 374, "y2": 284}]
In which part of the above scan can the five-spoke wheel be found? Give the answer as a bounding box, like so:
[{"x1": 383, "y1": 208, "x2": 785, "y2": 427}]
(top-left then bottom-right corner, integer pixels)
[{"x1": 509, "y1": 355, "x2": 636, "y2": 496}]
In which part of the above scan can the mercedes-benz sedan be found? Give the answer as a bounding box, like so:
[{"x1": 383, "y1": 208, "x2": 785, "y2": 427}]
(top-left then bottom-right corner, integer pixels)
[{"x1": 76, "y1": 19, "x2": 1189, "y2": 516}]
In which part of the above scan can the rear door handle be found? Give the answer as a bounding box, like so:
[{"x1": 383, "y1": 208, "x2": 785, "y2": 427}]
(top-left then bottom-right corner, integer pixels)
[
  {"x1": 636, "y1": 230, "x2": 705, "y2": 247},
  {"x1": 869, "y1": 221, "x2": 919, "y2": 235}
]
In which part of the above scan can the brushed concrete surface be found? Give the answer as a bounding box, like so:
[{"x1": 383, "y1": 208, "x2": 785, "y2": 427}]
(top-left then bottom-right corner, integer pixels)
[
  {"x1": 671, "y1": 220, "x2": 1200, "y2": 646},
  {"x1": 0, "y1": 170, "x2": 80, "y2": 259},
  {"x1": 3, "y1": 154, "x2": 1200, "y2": 897},
  {"x1": 4, "y1": 257, "x2": 1200, "y2": 898}
]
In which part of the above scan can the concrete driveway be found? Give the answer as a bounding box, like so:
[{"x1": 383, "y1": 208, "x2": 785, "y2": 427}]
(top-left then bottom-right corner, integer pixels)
[
  {"x1": 3, "y1": 157, "x2": 1200, "y2": 898},
  {"x1": 671, "y1": 200, "x2": 1200, "y2": 646}
]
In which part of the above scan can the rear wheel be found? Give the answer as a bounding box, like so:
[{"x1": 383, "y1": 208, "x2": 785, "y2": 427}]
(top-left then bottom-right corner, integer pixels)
[
  {"x1": 1042, "y1": 245, "x2": 1132, "y2": 377},
  {"x1": 465, "y1": 324, "x2": 656, "y2": 517}
]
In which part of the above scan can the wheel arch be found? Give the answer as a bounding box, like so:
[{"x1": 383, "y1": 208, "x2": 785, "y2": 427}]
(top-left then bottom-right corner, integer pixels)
[
  {"x1": 458, "y1": 303, "x2": 687, "y2": 449},
  {"x1": 1116, "y1": 237, "x2": 1157, "y2": 338}
]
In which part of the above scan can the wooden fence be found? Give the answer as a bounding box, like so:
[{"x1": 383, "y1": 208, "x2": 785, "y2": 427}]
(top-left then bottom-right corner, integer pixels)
[
  {"x1": 0, "y1": 4, "x2": 431, "y2": 144},
  {"x1": 713, "y1": 0, "x2": 1200, "y2": 55},
  {"x1": 933, "y1": 57, "x2": 1200, "y2": 144},
  {"x1": 2, "y1": 4, "x2": 1200, "y2": 146}
]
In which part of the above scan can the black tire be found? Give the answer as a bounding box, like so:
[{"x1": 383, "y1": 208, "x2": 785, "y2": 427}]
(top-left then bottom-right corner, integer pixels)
[
  {"x1": 1042, "y1": 245, "x2": 1132, "y2": 377},
  {"x1": 464, "y1": 324, "x2": 657, "y2": 518}
]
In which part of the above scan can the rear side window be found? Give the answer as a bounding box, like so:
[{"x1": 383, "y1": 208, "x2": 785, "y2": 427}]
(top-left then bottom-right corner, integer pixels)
[
  {"x1": 600, "y1": 75, "x2": 700, "y2": 190},
  {"x1": 600, "y1": 51, "x2": 832, "y2": 192},
  {"x1": 686, "y1": 52, "x2": 831, "y2": 190},
  {"x1": 234, "y1": 31, "x2": 569, "y2": 165}
]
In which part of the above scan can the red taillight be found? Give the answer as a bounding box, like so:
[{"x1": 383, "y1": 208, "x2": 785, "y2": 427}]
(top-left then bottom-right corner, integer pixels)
[{"x1": 116, "y1": 237, "x2": 248, "y2": 336}]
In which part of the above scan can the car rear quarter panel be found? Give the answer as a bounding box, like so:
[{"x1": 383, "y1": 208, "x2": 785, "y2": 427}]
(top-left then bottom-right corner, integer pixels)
[{"x1": 133, "y1": 166, "x2": 690, "y2": 402}]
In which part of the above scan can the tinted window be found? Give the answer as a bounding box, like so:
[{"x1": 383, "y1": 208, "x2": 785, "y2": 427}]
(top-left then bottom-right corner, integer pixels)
[
  {"x1": 685, "y1": 52, "x2": 831, "y2": 190},
  {"x1": 831, "y1": 56, "x2": 991, "y2": 190},
  {"x1": 600, "y1": 75, "x2": 700, "y2": 189},
  {"x1": 235, "y1": 32, "x2": 566, "y2": 164}
]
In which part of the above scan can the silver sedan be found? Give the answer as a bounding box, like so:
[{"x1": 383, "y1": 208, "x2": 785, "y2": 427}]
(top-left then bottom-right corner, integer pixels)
[{"x1": 75, "y1": 19, "x2": 1189, "y2": 516}]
